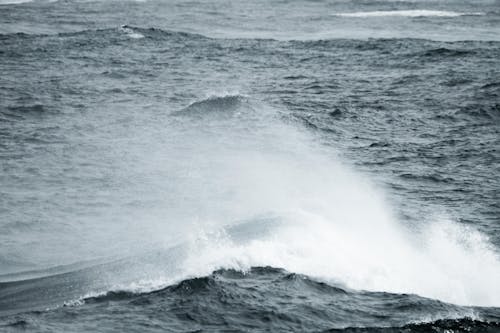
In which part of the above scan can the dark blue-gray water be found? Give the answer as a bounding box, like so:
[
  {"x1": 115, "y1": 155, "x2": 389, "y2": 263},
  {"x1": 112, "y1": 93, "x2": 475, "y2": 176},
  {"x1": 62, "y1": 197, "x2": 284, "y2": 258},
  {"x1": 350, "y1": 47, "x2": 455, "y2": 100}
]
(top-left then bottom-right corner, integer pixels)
[{"x1": 1, "y1": 0, "x2": 500, "y2": 332}]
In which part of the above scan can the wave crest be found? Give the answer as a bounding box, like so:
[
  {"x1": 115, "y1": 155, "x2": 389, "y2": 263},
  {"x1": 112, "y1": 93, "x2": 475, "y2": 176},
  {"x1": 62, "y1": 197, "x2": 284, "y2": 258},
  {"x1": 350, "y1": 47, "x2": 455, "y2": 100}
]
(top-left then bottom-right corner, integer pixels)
[{"x1": 175, "y1": 94, "x2": 251, "y2": 118}]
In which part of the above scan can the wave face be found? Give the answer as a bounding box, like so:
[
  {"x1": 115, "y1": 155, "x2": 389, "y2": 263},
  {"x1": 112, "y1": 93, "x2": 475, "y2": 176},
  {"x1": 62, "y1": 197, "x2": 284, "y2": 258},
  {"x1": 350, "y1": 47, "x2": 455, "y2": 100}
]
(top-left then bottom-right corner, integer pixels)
[
  {"x1": 2, "y1": 267, "x2": 500, "y2": 332},
  {"x1": 1, "y1": 0, "x2": 500, "y2": 331}
]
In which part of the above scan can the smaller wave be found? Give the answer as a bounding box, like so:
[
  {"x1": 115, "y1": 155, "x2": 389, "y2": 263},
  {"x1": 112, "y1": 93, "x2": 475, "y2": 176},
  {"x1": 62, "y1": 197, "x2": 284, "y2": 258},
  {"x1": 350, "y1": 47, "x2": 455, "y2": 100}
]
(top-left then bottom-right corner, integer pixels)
[
  {"x1": 120, "y1": 25, "x2": 144, "y2": 39},
  {"x1": 117, "y1": 25, "x2": 209, "y2": 41},
  {"x1": 175, "y1": 94, "x2": 250, "y2": 117},
  {"x1": 0, "y1": 104, "x2": 51, "y2": 122},
  {"x1": 335, "y1": 10, "x2": 484, "y2": 18},
  {"x1": 481, "y1": 82, "x2": 500, "y2": 90},
  {"x1": 458, "y1": 103, "x2": 500, "y2": 120},
  {"x1": 399, "y1": 172, "x2": 454, "y2": 184},
  {"x1": 7, "y1": 104, "x2": 46, "y2": 113},
  {"x1": 82, "y1": 290, "x2": 137, "y2": 304},
  {"x1": 0, "y1": 26, "x2": 208, "y2": 40},
  {"x1": 420, "y1": 47, "x2": 474, "y2": 57}
]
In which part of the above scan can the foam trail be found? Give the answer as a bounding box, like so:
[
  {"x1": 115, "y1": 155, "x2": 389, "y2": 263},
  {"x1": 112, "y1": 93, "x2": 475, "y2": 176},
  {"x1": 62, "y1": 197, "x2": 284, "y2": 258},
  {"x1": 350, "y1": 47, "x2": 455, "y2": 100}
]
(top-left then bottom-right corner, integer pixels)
[{"x1": 336, "y1": 10, "x2": 483, "y2": 18}]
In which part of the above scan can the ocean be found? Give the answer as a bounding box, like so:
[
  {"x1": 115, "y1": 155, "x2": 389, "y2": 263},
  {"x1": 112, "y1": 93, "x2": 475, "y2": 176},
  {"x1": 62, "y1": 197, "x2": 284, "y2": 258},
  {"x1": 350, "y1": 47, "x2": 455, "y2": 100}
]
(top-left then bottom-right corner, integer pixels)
[{"x1": 1, "y1": 0, "x2": 499, "y2": 332}]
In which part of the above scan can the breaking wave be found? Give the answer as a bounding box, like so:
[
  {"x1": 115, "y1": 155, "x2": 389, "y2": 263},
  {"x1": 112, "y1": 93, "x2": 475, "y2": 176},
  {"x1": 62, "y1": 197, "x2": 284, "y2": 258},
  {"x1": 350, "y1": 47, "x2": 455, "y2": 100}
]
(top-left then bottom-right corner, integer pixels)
[
  {"x1": 3, "y1": 94, "x2": 498, "y2": 310},
  {"x1": 154, "y1": 94, "x2": 500, "y2": 307}
]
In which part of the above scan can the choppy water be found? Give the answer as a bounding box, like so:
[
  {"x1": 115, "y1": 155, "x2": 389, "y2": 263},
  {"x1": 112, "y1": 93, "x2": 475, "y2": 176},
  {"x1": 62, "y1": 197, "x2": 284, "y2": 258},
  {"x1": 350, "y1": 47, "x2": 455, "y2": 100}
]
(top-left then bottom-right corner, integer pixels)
[{"x1": 1, "y1": 0, "x2": 500, "y2": 332}]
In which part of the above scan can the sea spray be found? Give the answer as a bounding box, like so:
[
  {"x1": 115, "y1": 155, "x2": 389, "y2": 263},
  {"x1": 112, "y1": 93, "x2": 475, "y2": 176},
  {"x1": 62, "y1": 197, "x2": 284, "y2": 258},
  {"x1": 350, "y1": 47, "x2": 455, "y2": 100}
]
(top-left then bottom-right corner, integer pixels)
[{"x1": 132, "y1": 94, "x2": 500, "y2": 307}]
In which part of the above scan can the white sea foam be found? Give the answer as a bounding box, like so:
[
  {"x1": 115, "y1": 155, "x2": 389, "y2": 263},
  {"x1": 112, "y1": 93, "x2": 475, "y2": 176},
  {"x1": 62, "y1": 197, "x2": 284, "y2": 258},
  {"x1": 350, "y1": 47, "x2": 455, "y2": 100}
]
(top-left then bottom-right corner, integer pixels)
[
  {"x1": 336, "y1": 10, "x2": 483, "y2": 18},
  {"x1": 177, "y1": 187, "x2": 500, "y2": 307}
]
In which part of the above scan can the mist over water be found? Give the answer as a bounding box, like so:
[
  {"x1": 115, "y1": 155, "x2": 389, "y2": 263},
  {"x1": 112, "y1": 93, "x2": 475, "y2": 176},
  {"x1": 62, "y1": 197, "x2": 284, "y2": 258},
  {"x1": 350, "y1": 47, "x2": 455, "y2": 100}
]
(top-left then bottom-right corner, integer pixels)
[
  {"x1": 1, "y1": 0, "x2": 500, "y2": 331},
  {"x1": 132, "y1": 94, "x2": 499, "y2": 307}
]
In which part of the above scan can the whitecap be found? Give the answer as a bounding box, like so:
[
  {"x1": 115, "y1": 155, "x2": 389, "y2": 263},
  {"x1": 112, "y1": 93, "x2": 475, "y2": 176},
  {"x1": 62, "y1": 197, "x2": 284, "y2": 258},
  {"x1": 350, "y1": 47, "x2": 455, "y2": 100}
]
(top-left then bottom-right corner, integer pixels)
[{"x1": 335, "y1": 10, "x2": 483, "y2": 18}]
